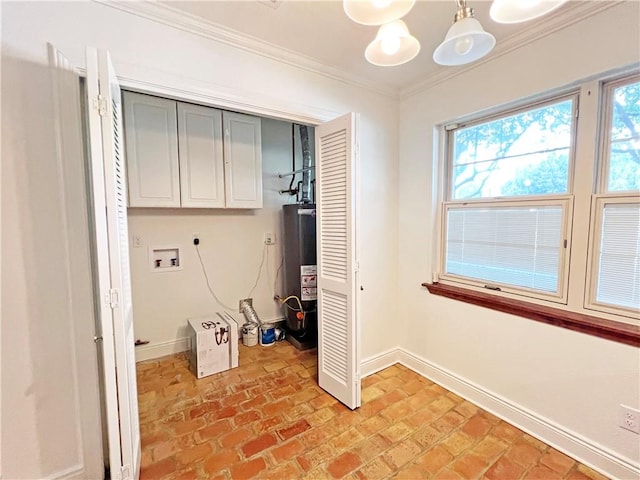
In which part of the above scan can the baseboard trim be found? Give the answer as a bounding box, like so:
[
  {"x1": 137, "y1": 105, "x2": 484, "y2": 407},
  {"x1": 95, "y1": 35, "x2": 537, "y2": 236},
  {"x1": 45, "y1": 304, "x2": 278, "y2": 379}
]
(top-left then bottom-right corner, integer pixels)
[
  {"x1": 361, "y1": 348, "x2": 402, "y2": 377},
  {"x1": 134, "y1": 316, "x2": 287, "y2": 362},
  {"x1": 46, "y1": 464, "x2": 84, "y2": 480},
  {"x1": 135, "y1": 338, "x2": 189, "y2": 362},
  {"x1": 359, "y1": 347, "x2": 638, "y2": 479}
]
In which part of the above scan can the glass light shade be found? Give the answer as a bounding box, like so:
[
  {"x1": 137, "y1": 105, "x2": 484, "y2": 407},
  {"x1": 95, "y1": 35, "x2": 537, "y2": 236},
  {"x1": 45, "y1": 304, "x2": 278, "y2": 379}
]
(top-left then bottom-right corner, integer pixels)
[
  {"x1": 365, "y1": 20, "x2": 420, "y2": 66},
  {"x1": 343, "y1": 0, "x2": 416, "y2": 26},
  {"x1": 490, "y1": 0, "x2": 568, "y2": 24},
  {"x1": 433, "y1": 17, "x2": 496, "y2": 66}
]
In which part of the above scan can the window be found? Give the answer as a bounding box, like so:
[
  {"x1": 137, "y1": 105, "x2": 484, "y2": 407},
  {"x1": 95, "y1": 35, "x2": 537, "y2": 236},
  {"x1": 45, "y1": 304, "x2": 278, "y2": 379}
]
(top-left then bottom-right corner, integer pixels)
[
  {"x1": 449, "y1": 97, "x2": 574, "y2": 200},
  {"x1": 441, "y1": 96, "x2": 576, "y2": 302},
  {"x1": 587, "y1": 76, "x2": 640, "y2": 316},
  {"x1": 437, "y1": 73, "x2": 640, "y2": 324}
]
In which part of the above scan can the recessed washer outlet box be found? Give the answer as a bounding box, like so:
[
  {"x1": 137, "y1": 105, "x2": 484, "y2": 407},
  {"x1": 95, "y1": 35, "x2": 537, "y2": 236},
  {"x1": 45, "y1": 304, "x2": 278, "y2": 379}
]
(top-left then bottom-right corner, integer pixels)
[{"x1": 149, "y1": 246, "x2": 183, "y2": 272}]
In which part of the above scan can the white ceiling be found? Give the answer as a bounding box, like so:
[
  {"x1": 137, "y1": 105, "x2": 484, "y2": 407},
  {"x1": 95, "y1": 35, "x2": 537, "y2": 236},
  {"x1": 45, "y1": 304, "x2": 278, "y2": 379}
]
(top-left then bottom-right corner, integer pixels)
[{"x1": 154, "y1": 1, "x2": 605, "y2": 94}]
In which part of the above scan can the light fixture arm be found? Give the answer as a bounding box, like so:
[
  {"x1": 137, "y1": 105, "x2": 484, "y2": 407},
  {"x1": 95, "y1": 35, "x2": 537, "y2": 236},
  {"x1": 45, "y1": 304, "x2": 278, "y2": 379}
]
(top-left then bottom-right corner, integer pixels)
[{"x1": 454, "y1": 0, "x2": 474, "y2": 22}]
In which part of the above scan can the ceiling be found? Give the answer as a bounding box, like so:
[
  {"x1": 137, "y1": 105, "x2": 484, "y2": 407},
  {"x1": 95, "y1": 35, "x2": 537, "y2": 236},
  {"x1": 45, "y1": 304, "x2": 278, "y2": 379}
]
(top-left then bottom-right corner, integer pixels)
[{"x1": 155, "y1": 1, "x2": 591, "y2": 93}]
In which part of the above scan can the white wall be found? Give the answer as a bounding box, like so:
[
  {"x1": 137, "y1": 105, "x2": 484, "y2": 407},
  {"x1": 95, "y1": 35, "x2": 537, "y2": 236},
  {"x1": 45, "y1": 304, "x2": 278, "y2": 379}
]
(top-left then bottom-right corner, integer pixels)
[
  {"x1": 2, "y1": 32, "x2": 104, "y2": 480},
  {"x1": 128, "y1": 118, "x2": 316, "y2": 360},
  {"x1": 1, "y1": 1, "x2": 399, "y2": 476},
  {"x1": 398, "y1": 2, "x2": 640, "y2": 478}
]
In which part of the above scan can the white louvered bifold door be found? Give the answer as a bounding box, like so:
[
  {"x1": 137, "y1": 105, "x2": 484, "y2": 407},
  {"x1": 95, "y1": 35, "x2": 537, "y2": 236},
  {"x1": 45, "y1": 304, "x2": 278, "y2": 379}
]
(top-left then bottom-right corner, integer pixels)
[
  {"x1": 315, "y1": 113, "x2": 361, "y2": 410},
  {"x1": 86, "y1": 48, "x2": 141, "y2": 480}
]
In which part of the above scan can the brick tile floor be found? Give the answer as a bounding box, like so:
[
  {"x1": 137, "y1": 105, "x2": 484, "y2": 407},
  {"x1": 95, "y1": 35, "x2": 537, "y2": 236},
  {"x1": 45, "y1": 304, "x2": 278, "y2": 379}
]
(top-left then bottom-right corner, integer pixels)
[{"x1": 137, "y1": 341, "x2": 609, "y2": 480}]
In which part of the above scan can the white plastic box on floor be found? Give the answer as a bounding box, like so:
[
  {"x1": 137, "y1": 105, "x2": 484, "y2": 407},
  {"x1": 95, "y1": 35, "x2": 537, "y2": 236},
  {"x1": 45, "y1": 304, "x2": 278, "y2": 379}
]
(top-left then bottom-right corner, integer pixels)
[{"x1": 187, "y1": 313, "x2": 239, "y2": 379}]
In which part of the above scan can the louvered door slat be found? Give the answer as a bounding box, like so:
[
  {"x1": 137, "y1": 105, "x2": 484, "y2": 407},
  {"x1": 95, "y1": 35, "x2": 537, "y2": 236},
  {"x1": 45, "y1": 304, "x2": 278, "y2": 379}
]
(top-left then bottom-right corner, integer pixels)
[
  {"x1": 316, "y1": 113, "x2": 361, "y2": 410},
  {"x1": 87, "y1": 47, "x2": 141, "y2": 480}
]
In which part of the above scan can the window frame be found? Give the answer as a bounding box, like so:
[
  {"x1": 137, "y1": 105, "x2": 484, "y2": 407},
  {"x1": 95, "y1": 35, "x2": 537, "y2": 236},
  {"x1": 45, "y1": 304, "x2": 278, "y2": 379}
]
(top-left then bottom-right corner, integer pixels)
[
  {"x1": 429, "y1": 71, "x2": 640, "y2": 345},
  {"x1": 438, "y1": 92, "x2": 579, "y2": 303},
  {"x1": 440, "y1": 196, "x2": 574, "y2": 303},
  {"x1": 445, "y1": 92, "x2": 579, "y2": 201},
  {"x1": 583, "y1": 74, "x2": 640, "y2": 318},
  {"x1": 597, "y1": 74, "x2": 640, "y2": 194},
  {"x1": 585, "y1": 195, "x2": 640, "y2": 319}
]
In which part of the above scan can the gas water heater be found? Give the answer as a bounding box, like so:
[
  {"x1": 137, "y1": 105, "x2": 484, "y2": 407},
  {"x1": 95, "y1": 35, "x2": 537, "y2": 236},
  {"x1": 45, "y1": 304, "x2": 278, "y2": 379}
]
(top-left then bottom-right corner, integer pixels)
[
  {"x1": 282, "y1": 203, "x2": 317, "y2": 350},
  {"x1": 280, "y1": 124, "x2": 316, "y2": 350}
]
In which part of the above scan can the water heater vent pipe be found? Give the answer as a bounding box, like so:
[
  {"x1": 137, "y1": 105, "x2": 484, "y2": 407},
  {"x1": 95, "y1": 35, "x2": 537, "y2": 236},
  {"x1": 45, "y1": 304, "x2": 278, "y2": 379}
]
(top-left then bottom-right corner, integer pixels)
[{"x1": 299, "y1": 125, "x2": 313, "y2": 204}]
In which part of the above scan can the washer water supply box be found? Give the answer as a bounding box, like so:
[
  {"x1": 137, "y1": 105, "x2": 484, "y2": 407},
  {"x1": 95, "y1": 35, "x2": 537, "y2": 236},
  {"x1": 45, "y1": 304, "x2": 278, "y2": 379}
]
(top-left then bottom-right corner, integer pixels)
[{"x1": 188, "y1": 313, "x2": 239, "y2": 379}]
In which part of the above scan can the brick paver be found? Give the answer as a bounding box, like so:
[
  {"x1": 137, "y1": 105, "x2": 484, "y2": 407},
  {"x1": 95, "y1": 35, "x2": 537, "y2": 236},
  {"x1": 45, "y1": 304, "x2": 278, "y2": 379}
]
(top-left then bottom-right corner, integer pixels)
[{"x1": 138, "y1": 341, "x2": 609, "y2": 479}]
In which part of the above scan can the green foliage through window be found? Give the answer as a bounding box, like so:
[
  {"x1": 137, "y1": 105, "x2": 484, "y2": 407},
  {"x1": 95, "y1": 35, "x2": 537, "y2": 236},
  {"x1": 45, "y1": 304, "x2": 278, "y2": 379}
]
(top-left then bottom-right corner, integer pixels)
[
  {"x1": 607, "y1": 80, "x2": 640, "y2": 191},
  {"x1": 451, "y1": 98, "x2": 573, "y2": 199}
]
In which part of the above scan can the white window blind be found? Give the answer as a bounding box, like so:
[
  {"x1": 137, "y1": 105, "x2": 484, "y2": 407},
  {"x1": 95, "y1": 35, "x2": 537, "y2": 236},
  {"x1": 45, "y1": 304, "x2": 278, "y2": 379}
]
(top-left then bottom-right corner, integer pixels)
[
  {"x1": 445, "y1": 204, "x2": 564, "y2": 294},
  {"x1": 595, "y1": 202, "x2": 640, "y2": 310}
]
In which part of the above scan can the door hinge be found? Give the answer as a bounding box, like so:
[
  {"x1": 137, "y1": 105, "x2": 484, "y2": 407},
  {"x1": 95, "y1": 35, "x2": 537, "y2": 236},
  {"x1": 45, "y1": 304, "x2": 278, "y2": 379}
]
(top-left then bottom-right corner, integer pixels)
[
  {"x1": 121, "y1": 464, "x2": 130, "y2": 480},
  {"x1": 93, "y1": 95, "x2": 108, "y2": 117},
  {"x1": 106, "y1": 288, "x2": 120, "y2": 309}
]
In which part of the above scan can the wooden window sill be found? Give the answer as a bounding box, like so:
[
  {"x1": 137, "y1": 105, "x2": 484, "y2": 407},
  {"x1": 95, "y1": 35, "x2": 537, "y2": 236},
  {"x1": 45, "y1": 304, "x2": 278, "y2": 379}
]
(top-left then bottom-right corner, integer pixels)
[{"x1": 422, "y1": 282, "x2": 640, "y2": 347}]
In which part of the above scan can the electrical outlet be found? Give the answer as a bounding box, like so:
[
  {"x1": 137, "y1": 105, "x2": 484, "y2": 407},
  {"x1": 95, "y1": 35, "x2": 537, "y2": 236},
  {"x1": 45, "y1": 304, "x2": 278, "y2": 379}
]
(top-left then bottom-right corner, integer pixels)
[
  {"x1": 619, "y1": 405, "x2": 640, "y2": 434},
  {"x1": 133, "y1": 235, "x2": 144, "y2": 248},
  {"x1": 264, "y1": 232, "x2": 275, "y2": 245}
]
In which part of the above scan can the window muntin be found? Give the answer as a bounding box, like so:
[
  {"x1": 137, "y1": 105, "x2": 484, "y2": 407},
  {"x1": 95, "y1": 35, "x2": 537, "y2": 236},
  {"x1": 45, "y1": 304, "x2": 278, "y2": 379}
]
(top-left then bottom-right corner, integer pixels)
[
  {"x1": 450, "y1": 97, "x2": 575, "y2": 200},
  {"x1": 603, "y1": 78, "x2": 640, "y2": 192},
  {"x1": 442, "y1": 199, "x2": 570, "y2": 299}
]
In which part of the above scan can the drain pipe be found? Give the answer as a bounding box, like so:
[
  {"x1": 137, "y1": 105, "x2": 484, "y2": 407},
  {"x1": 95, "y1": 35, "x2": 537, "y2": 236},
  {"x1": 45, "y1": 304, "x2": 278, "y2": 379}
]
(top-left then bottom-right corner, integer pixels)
[{"x1": 299, "y1": 125, "x2": 313, "y2": 204}]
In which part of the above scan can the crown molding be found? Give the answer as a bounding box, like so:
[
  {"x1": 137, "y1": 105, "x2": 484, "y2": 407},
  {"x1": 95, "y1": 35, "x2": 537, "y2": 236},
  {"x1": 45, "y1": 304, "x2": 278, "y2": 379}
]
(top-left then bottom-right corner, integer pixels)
[
  {"x1": 400, "y1": 1, "x2": 624, "y2": 99},
  {"x1": 93, "y1": 0, "x2": 399, "y2": 99},
  {"x1": 95, "y1": 0, "x2": 622, "y2": 102}
]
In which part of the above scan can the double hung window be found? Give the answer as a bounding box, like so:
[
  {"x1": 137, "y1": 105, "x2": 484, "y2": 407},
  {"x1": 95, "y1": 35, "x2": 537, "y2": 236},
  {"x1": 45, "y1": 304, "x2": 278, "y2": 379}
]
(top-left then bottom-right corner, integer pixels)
[
  {"x1": 442, "y1": 96, "x2": 576, "y2": 302},
  {"x1": 438, "y1": 73, "x2": 640, "y2": 323},
  {"x1": 587, "y1": 76, "x2": 640, "y2": 317}
]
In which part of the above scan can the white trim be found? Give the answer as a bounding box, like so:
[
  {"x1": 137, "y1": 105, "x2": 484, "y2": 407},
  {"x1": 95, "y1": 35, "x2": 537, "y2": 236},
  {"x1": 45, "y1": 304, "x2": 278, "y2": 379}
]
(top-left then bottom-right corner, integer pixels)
[
  {"x1": 135, "y1": 338, "x2": 189, "y2": 362},
  {"x1": 585, "y1": 195, "x2": 640, "y2": 319},
  {"x1": 401, "y1": 1, "x2": 622, "y2": 99},
  {"x1": 360, "y1": 348, "x2": 402, "y2": 377},
  {"x1": 45, "y1": 464, "x2": 85, "y2": 480},
  {"x1": 391, "y1": 347, "x2": 640, "y2": 480},
  {"x1": 134, "y1": 317, "x2": 286, "y2": 362},
  {"x1": 94, "y1": 0, "x2": 619, "y2": 101},
  {"x1": 440, "y1": 197, "x2": 574, "y2": 303},
  {"x1": 118, "y1": 76, "x2": 340, "y2": 127},
  {"x1": 94, "y1": 0, "x2": 397, "y2": 99}
]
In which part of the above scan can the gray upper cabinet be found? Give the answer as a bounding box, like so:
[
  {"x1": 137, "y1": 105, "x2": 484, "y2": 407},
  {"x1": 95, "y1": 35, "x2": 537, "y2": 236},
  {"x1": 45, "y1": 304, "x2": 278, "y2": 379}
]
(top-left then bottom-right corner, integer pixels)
[
  {"x1": 177, "y1": 103, "x2": 225, "y2": 208},
  {"x1": 123, "y1": 92, "x2": 180, "y2": 207},
  {"x1": 123, "y1": 91, "x2": 262, "y2": 209},
  {"x1": 223, "y1": 111, "x2": 263, "y2": 209}
]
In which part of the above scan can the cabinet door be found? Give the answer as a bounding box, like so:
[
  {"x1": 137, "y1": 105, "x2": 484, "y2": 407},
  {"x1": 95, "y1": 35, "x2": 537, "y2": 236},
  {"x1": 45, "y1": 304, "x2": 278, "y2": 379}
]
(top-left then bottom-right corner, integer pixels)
[
  {"x1": 223, "y1": 112, "x2": 263, "y2": 209},
  {"x1": 123, "y1": 92, "x2": 180, "y2": 207},
  {"x1": 177, "y1": 103, "x2": 225, "y2": 208}
]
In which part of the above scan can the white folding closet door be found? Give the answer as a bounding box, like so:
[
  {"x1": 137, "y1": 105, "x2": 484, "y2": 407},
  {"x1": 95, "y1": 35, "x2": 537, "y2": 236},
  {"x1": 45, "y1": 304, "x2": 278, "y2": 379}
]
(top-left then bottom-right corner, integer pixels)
[
  {"x1": 315, "y1": 113, "x2": 361, "y2": 410},
  {"x1": 86, "y1": 47, "x2": 141, "y2": 480}
]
